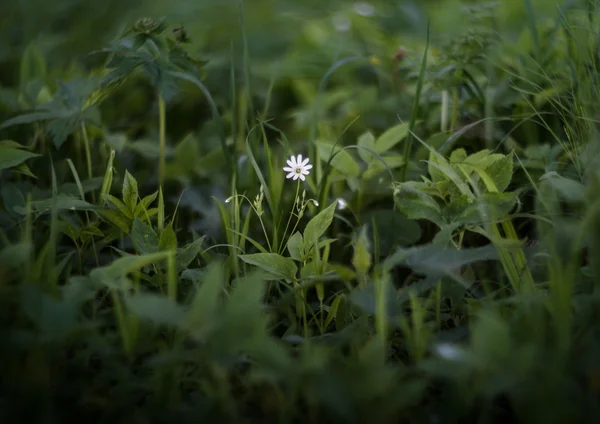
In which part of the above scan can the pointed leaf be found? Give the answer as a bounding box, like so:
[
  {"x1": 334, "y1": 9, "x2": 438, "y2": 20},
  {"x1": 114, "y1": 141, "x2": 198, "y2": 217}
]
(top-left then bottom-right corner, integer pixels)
[
  {"x1": 126, "y1": 293, "x2": 185, "y2": 326},
  {"x1": 130, "y1": 217, "x2": 159, "y2": 254},
  {"x1": 0, "y1": 145, "x2": 41, "y2": 171},
  {"x1": 239, "y1": 253, "x2": 297, "y2": 280},
  {"x1": 287, "y1": 231, "x2": 304, "y2": 261},
  {"x1": 122, "y1": 170, "x2": 139, "y2": 211},
  {"x1": 304, "y1": 200, "x2": 338, "y2": 252},
  {"x1": 375, "y1": 122, "x2": 409, "y2": 153}
]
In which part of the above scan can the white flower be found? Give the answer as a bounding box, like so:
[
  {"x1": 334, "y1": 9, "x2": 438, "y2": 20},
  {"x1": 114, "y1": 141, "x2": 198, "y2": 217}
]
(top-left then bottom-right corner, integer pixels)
[
  {"x1": 283, "y1": 154, "x2": 312, "y2": 181},
  {"x1": 337, "y1": 198, "x2": 348, "y2": 210}
]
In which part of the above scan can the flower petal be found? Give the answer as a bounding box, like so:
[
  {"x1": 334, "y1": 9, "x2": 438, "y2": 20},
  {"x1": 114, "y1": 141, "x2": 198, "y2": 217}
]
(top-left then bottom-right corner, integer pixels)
[
  {"x1": 301, "y1": 157, "x2": 309, "y2": 167},
  {"x1": 299, "y1": 174, "x2": 306, "y2": 181},
  {"x1": 297, "y1": 154, "x2": 303, "y2": 165},
  {"x1": 304, "y1": 164, "x2": 313, "y2": 170},
  {"x1": 283, "y1": 166, "x2": 293, "y2": 172},
  {"x1": 286, "y1": 172, "x2": 295, "y2": 179},
  {"x1": 301, "y1": 168, "x2": 310, "y2": 175},
  {"x1": 292, "y1": 173, "x2": 299, "y2": 180},
  {"x1": 287, "y1": 157, "x2": 296, "y2": 167}
]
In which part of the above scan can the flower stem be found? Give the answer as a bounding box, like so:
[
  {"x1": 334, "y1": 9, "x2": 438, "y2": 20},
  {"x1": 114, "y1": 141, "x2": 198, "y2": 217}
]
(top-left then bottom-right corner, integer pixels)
[{"x1": 279, "y1": 180, "x2": 301, "y2": 254}]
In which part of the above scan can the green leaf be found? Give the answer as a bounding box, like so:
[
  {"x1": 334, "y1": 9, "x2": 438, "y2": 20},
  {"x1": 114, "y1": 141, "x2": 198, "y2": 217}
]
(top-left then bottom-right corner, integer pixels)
[
  {"x1": 122, "y1": 170, "x2": 139, "y2": 211},
  {"x1": 14, "y1": 163, "x2": 37, "y2": 179},
  {"x1": 352, "y1": 227, "x2": 372, "y2": 274},
  {"x1": 316, "y1": 140, "x2": 360, "y2": 177},
  {"x1": 239, "y1": 253, "x2": 298, "y2": 280},
  {"x1": 20, "y1": 43, "x2": 47, "y2": 85},
  {"x1": 449, "y1": 148, "x2": 468, "y2": 163},
  {"x1": 176, "y1": 236, "x2": 207, "y2": 273},
  {"x1": 185, "y1": 261, "x2": 224, "y2": 334},
  {"x1": 363, "y1": 154, "x2": 404, "y2": 180},
  {"x1": 159, "y1": 224, "x2": 178, "y2": 251},
  {"x1": 374, "y1": 122, "x2": 409, "y2": 153},
  {"x1": 540, "y1": 171, "x2": 585, "y2": 203},
  {"x1": 98, "y1": 209, "x2": 130, "y2": 233},
  {"x1": 427, "y1": 150, "x2": 474, "y2": 200},
  {"x1": 357, "y1": 131, "x2": 376, "y2": 164},
  {"x1": 287, "y1": 232, "x2": 304, "y2": 261},
  {"x1": 382, "y1": 244, "x2": 500, "y2": 276},
  {"x1": 0, "y1": 145, "x2": 41, "y2": 171},
  {"x1": 134, "y1": 191, "x2": 158, "y2": 216},
  {"x1": 126, "y1": 293, "x2": 185, "y2": 326},
  {"x1": 304, "y1": 200, "x2": 338, "y2": 253},
  {"x1": 103, "y1": 194, "x2": 132, "y2": 219},
  {"x1": 130, "y1": 217, "x2": 159, "y2": 254},
  {"x1": 485, "y1": 152, "x2": 514, "y2": 193},
  {"x1": 90, "y1": 251, "x2": 170, "y2": 289},
  {"x1": 394, "y1": 186, "x2": 444, "y2": 227}
]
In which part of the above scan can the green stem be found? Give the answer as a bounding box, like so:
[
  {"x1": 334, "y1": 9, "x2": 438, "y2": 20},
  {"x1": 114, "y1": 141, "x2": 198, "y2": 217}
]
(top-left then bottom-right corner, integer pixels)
[
  {"x1": 279, "y1": 180, "x2": 301, "y2": 254},
  {"x1": 80, "y1": 122, "x2": 93, "y2": 182},
  {"x1": 158, "y1": 94, "x2": 166, "y2": 190}
]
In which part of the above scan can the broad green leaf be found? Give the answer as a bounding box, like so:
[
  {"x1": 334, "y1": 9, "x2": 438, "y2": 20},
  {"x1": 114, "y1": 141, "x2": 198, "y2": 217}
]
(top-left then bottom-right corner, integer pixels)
[
  {"x1": 316, "y1": 140, "x2": 360, "y2": 177},
  {"x1": 122, "y1": 170, "x2": 139, "y2": 211},
  {"x1": 90, "y1": 251, "x2": 170, "y2": 288},
  {"x1": 540, "y1": 171, "x2": 585, "y2": 203},
  {"x1": 484, "y1": 152, "x2": 514, "y2": 193},
  {"x1": 287, "y1": 231, "x2": 304, "y2": 261},
  {"x1": 449, "y1": 148, "x2": 467, "y2": 163},
  {"x1": 98, "y1": 209, "x2": 130, "y2": 233},
  {"x1": 103, "y1": 194, "x2": 132, "y2": 218},
  {"x1": 239, "y1": 253, "x2": 297, "y2": 280},
  {"x1": 176, "y1": 236, "x2": 207, "y2": 273},
  {"x1": 130, "y1": 217, "x2": 159, "y2": 254},
  {"x1": 394, "y1": 191, "x2": 444, "y2": 227},
  {"x1": 382, "y1": 244, "x2": 500, "y2": 276},
  {"x1": 185, "y1": 261, "x2": 224, "y2": 333},
  {"x1": 363, "y1": 154, "x2": 404, "y2": 180},
  {"x1": 0, "y1": 140, "x2": 26, "y2": 149},
  {"x1": 134, "y1": 191, "x2": 158, "y2": 216},
  {"x1": 0, "y1": 145, "x2": 41, "y2": 171},
  {"x1": 357, "y1": 131, "x2": 376, "y2": 164},
  {"x1": 352, "y1": 227, "x2": 372, "y2": 275},
  {"x1": 215, "y1": 271, "x2": 274, "y2": 358},
  {"x1": 126, "y1": 293, "x2": 185, "y2": 326},
  {"x1": 374, "y1": 122, "x2": 409, "y2": 153},
  {"x1": 427, "y1": 150, "x2": 474, "y2": 200},
  {"x1": 304, "y1": 200, "x2": 337, "y2": 252},
  {"x1": 463, "y1": 149, "x2": 491, "y2": 165},
  {"x1": 159, "y1": 224, "x2": 178, "y2": 251},
  {"x1": 20, "y1": 43, "x2": 47, "y2": 85}
]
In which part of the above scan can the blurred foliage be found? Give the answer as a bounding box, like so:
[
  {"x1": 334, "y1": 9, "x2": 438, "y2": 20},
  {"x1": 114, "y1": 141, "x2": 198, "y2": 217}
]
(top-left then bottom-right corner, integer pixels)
[{"x1": 2, "y1": 0, "x2": 600, "y2": 423}]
